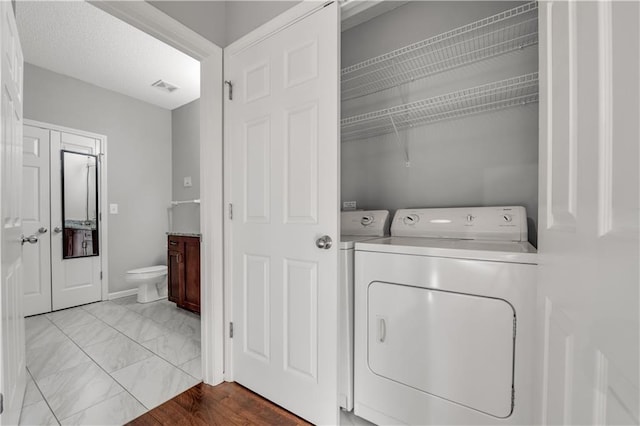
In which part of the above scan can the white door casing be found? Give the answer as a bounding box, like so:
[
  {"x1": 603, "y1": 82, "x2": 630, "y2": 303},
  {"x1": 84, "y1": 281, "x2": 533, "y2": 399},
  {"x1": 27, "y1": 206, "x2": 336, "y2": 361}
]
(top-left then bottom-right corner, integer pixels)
[
  {"x1": 226, "y1": 2, "x2": 340, "y2": 424},
  {"x1": 0, "y1": 1, "x2": 26, "y2": 424},
  {"x1": 536, "y1": 1, "x2": 639, "y2": 424},
  {"x1": 89, "y1": 0, "x2": 224, "y2": 386},
  {"x1": 50, "y1": 130, "x2": 103, "y2": 311},
  {"x1": 22, "y1": 124, "x2": 51, "y2": 316}
]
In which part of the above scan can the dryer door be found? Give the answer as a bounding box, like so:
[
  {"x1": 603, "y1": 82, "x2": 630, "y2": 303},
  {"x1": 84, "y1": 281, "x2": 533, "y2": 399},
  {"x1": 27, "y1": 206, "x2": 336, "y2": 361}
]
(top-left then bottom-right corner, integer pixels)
[{"x1": 368, "y1": 281, "x2": 515, "y2": 418}]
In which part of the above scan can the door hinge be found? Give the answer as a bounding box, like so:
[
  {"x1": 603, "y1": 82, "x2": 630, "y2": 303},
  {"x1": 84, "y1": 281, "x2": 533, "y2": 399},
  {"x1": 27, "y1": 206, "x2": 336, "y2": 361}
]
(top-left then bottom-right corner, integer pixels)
[
  {"x1": 99, "y1": 212, "x2": 102, "y2": 221},
  {"x1": 228, "y1": 203, "x2": 233, "y2": 220},
  {"x1": 229, "y1": 322, "x2": 234, "y2": 338},
  {"x1": 100, "y1": 271, "x2": 103, "y2": 280},
  {"x1": 0, "y1": 392, "x2": 3, "y2": 415},
  {"x1": 224, "y1": 80, "x2": 233, "y2": 101},
  {"x1": 513, "y1": 316, "x2": 517, "y2": 340}
]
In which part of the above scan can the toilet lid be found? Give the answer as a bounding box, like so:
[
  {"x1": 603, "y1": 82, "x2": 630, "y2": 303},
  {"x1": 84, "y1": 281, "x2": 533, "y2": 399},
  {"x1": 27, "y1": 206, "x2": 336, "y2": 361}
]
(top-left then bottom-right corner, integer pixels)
[{"x1": 128, "y1": 265, "x2": 167, "y2": 274}]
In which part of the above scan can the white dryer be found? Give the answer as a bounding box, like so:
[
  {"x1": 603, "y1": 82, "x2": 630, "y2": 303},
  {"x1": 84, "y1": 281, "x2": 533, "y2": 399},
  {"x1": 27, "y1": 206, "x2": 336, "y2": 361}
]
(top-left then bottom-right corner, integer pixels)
[
  {"x1": 353, "y1": 206, "x2": 537, "y2": 425},
  {"x1": 340, "y1": 210, "x2": 390, "y2": 411}
]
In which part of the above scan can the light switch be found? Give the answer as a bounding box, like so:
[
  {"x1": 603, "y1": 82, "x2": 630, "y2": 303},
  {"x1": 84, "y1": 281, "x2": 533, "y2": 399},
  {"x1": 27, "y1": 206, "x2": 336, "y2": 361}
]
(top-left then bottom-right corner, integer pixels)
[
  {"x1": 109, "y1": 204, "x2": 118, "y2": 214},
  {"x1": 183, "y1": 176, "x2": 192, "y2": 187}
]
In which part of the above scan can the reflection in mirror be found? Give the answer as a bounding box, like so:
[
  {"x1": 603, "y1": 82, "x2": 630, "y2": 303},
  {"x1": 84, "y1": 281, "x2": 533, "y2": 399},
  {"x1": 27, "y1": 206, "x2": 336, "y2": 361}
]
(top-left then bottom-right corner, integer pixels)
[{"x1": 61, "y1": 150, "x2": 99, "y2": 259}]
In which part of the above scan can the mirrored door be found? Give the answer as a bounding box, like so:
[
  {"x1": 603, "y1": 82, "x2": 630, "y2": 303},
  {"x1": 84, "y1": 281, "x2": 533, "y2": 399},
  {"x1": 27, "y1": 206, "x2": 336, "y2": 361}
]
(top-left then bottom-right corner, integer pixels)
[{"x1": 51, "y1": 131, "x2": 103, "y2": 311}]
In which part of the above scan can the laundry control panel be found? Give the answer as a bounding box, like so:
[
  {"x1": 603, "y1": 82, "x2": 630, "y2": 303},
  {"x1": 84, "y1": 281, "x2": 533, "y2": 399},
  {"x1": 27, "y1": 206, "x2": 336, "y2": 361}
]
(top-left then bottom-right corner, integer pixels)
[
  {"x1": 341, "y1": 210, "x2": 390, "y2": 236},
  {"x1": 391, "y1": 206, "x2": 528, "y2": 242}
]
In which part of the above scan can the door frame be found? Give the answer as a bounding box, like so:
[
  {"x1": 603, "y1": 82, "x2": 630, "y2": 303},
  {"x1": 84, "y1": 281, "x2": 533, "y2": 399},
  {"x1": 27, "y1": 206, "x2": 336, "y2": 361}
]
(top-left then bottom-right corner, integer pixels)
[
  {"x1": 90, "y1": 0, "x2": 224, "y2": 385},
  {"x1": 24, "y1": 119, "x2": 109, "y2": 302},
  {"x1": 222, "y1": 0, "x2": 339, "y2": 381}
]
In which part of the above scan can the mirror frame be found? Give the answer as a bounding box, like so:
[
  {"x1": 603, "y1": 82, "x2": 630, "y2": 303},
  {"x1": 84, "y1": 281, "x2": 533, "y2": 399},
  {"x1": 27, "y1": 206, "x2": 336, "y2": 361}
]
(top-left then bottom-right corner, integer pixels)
[{"x1": 60, "y1": 149, "x2": 100, "y2": 259}]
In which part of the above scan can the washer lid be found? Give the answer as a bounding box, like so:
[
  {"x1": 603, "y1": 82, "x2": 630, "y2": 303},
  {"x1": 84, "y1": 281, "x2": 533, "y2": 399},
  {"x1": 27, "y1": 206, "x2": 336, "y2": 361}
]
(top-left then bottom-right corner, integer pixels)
[
  {"x1": 128, "y1": 265, "x2": 167, "y2": 274},
  {"x1": 356, "y1": 237, "x2": 537, "y2": 264}
]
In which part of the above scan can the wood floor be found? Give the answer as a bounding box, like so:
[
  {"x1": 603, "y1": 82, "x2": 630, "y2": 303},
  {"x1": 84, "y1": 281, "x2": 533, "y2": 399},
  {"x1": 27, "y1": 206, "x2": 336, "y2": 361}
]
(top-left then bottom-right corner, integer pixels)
[{"x1": 126, "y1": 382, "x2": 311, "y2": 426}]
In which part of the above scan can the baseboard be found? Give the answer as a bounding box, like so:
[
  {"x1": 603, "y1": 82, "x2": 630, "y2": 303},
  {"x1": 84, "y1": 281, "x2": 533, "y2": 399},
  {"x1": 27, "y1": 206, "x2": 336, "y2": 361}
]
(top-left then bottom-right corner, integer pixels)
[{"x1": 108, "y1": 288, "x2": 138, "y2": 300}]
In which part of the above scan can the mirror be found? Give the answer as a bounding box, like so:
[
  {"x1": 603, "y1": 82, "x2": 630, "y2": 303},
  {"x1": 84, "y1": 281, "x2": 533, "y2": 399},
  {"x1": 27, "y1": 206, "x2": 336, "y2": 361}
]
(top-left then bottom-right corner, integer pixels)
[{"x1": 61, "y1": 150, "x2": 99, "y2": 258}]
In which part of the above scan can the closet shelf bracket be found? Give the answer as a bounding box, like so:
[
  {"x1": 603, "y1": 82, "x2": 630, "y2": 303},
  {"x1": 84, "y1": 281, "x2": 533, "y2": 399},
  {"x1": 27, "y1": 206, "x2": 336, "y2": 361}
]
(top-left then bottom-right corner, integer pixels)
[{"x1": 389, "y1": 112, "x2": 410, "y2": 167}]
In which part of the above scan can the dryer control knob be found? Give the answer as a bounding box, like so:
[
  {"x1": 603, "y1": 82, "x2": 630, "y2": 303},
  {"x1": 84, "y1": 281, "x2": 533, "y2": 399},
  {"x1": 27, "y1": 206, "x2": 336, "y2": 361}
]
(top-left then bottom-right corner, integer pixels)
[
  {"x1": 466, "y1": 214, "x2": 475, "y2": 223},
  {"x1": 503, "y1": 214, "x2": 513, "y2": 223},
  {"x1": 361, "y1": 215, "x2": 374, "y2": 226},
  {"x1": 403, "y1": 214, "x2": 419, "y2": 225}
]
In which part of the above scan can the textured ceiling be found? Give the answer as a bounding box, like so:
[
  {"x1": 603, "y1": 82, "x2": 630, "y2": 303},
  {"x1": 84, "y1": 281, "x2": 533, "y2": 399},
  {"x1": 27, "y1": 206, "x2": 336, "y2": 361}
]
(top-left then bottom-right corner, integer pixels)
[{"x1": 16, "y1": 1, "x2": 200, "y2": 111}]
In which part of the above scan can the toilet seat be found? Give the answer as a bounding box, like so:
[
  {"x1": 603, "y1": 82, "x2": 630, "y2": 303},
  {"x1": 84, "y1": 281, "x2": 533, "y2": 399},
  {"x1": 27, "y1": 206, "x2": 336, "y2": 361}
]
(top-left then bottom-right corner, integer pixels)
[{"x1": 126, "y1": 265, "x2": 167, "y2": 282}]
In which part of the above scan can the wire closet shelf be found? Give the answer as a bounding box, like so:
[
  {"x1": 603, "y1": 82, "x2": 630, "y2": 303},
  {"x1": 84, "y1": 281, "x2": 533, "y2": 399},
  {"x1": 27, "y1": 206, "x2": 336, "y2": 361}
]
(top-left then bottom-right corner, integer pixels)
[
  {"x1": 341, "y1": 1, "x2": 538, "y2": 101},
  {"x1": 341, "y1": 72, "x2": 539, "y2": 142}
]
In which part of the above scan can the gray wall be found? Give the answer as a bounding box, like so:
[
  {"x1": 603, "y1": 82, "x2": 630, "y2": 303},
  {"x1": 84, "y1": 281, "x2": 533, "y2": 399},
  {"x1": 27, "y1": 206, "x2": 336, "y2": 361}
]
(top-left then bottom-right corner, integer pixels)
[
  {"x1": 24, "y1": 63, "x2": 172, "y2": 294},
  {"x1": 171, "y1": 99, "x2": 200, "y2": 234},
  {"x1": 149, "y1": 1, "x2": 227, "y2": 47},
  {"x1": 149, "y1": 0, "x2": 299, "y2": 46},
  {"x1": 341, "y1": 2, "x2": 539, "y2": 245},
  {"x1": 224, "y1": 1, "x2": 299, "y2": 45}
]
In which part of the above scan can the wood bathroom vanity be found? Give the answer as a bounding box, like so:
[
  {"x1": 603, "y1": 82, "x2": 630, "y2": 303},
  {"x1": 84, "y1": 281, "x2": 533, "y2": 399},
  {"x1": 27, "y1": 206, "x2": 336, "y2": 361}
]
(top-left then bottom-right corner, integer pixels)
[{"x1": 167, "y1": 234, "x2": 201, "y2": 314}]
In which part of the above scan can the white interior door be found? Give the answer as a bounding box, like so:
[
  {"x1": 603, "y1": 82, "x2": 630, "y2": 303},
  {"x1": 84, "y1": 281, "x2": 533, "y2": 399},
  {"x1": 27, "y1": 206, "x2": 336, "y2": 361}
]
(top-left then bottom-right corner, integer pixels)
[
  {"x1": 226, "y1": 2, "x2": 339, "y2": 424},
  {"x1": 537, "y1": 1, "x2": 639, "y2": 424},
  {"x1": 51, "y1": 130, "x2": 102, "y2": 311},
  {"x1": 22, "y1": 124, "x2": 51, "y2": 316},
  {"x1": 0, "y1": 1, "x2": 26, "y2": 424}
]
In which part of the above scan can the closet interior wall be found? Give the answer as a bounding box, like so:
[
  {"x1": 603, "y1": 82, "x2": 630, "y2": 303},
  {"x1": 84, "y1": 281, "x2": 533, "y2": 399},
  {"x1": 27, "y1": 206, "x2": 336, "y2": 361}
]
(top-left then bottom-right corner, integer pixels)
[{"x1": 340, "y1": 1, "x2": 539, "y2": 245}]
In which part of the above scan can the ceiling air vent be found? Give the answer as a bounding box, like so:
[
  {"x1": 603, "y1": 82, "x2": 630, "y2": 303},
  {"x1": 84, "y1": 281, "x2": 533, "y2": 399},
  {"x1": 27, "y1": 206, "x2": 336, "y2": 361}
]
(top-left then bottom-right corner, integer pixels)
[{"x1": 151, "y1": 80, "x2": 179, "y2": 93}]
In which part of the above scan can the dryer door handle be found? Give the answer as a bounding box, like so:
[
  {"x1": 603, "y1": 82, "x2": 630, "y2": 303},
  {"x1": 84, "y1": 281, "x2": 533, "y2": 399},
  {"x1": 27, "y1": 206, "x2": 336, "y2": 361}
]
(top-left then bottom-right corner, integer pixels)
[{"x1": 377, "y1": 317, "x2": 386, "y2": 343}]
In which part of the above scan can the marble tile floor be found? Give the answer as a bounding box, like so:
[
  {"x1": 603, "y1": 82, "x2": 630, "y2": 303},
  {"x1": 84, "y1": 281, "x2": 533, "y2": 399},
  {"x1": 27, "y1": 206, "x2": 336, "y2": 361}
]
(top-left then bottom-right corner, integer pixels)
[{"x1": 19, "y1": 297, "x2": 201, "y2": 426}]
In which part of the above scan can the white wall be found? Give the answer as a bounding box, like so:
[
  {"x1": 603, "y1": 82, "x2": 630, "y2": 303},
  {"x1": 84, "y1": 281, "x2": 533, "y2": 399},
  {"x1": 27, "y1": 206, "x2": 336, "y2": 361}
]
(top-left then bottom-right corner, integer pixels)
[
  {"x1": 24, "y1": 63, "x2": 172, "y2": 294},
  {"x1": 171, "y1": 99, "x2": 200, "y2": 234},
  {"x1": 341, "y1": 1, "x2": 539, "y2": 245}
]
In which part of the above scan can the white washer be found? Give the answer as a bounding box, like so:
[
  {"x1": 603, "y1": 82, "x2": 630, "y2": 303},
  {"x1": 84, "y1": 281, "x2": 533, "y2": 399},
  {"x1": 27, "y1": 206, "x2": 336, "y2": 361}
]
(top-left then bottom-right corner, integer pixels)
[
  {"x1": 340, "y1": 210, "x2": 390, "y2": 411},
  {"x1": 354, "y1": 206, "x2": 537, "y2": 425}
]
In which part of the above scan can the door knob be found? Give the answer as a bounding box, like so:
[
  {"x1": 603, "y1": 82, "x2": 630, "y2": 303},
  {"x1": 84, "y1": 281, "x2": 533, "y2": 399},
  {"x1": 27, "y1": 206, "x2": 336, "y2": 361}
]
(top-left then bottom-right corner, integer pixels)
[
  {"x1": 53, "y1": 226, "x2": 62, "y2": 233},
  {"x1": 38, "y1": 227, "x2": 48, "y2": 234},
  {"x1": 21, "y1": 234, "x2": 38, "y2": 245},
  {"x1": 315, "y1": 235, "x2": 332, "y2": 250}
]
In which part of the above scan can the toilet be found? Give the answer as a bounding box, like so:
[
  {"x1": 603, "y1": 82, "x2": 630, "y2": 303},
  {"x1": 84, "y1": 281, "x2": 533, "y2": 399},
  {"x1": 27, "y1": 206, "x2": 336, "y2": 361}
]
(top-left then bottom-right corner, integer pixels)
[{"x1": 125, "y1": 265, "x2": 168, "y2": 303}]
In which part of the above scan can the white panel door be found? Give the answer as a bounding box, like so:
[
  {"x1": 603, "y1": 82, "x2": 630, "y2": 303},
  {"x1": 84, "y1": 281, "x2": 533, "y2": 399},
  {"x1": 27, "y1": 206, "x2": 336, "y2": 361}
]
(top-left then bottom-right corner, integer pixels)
[
  {"x1": 50, "y1": 130, "x2": 102, "y2": 310},
  {"x1": 22, "y1": 125, "x2": 51, "y2": 316},
  {"x1": 537, "y1": 2, "x2": 639, "y2": 424},
  {"x1": 0, "y1": 1, "x2": 26, "y2": 423},
  {"x1": 226, "y1": 2, "x2": 339, "y2": 424}
]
